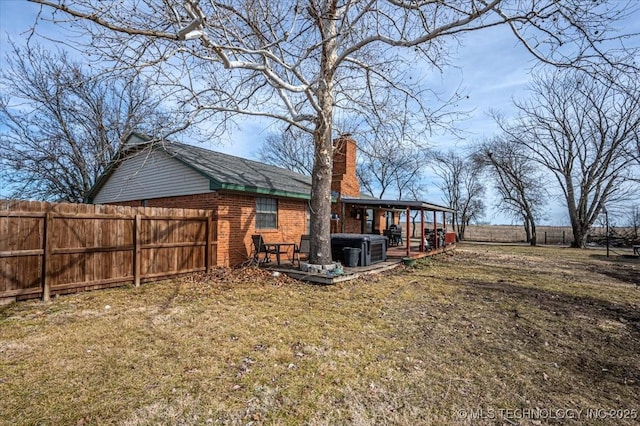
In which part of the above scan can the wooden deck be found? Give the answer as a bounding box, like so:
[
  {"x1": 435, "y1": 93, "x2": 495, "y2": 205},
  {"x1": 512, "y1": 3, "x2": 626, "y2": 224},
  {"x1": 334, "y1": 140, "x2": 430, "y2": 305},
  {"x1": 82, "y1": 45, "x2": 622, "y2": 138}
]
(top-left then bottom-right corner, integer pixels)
[
  {"x1": 386, "y1": 239, "x2": 456, "y2": 259},
  {"x1": 264, "y1": 241, "x2": 456, "y2": 285}
]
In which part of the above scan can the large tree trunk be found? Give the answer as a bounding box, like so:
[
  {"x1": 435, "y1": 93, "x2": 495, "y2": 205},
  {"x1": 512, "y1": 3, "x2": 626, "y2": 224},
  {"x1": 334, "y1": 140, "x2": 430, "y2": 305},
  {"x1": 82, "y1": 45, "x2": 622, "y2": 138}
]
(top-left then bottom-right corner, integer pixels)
[
  {"x1": 572, "y1": 229, "x2": 589, "y2": 248},
  {"x1": 309, "y1": 114, "x2": 334, "y2": 265},
  {"x1": 570, "y1": 218, "x2": 590, "y2": 248},
  {"x1": 308, "y1": 3, "x2": 338, "y2": 265}
]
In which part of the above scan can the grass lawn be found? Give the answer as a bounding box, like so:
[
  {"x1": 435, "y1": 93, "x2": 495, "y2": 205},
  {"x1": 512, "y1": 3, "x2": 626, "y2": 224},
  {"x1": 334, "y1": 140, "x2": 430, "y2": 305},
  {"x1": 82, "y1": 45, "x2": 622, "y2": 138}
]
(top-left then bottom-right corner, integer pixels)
[{"x1": 1, "y1": 243, "x2": 638, "y2": 425}]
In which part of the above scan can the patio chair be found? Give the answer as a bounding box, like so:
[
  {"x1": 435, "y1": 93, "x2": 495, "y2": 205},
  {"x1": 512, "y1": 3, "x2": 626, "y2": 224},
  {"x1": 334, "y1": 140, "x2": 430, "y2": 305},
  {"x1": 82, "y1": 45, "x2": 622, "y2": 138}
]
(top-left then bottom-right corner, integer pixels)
[
  {"x1": 294, "y1": 234, "x2": 311, "y2": 266},
  {"x1": 251, "y1": 234, "x2": 277, "y2": 265}
]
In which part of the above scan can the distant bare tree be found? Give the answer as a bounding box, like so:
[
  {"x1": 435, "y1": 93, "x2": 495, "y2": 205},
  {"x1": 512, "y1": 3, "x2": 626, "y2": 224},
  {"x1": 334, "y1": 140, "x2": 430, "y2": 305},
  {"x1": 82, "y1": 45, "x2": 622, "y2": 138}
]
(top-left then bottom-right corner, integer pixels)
[
  {"x1": 258, "y1": 129, "x2": 314, "y2": 176},
  {"x1": 431, "y1": 151, "x2": 485, "y2": 240},
  {"x1": 0, "y1": 42, "x2": 191, "y2": 202},
  {"x1": 473, "y1": 137, "x2": 546, "y2": 245},
  {"x1": 503, "y1": 69, "x2": 640, "y2": 248},
  {"x1": 402, "y1": 182, "x2": 430, "y2": 239},
  {"x1": 29, "y1": 0, "x2": 639, "y2": 263},
  {"x1": 259, "y1": 126, "x2": 429, "y2": 202},
  {"x1": 627, "y1": 205, "x2": 640, "y2": 242},
  {"x1": 357, "y1": 140, "x2": 429, "y2": 200}
]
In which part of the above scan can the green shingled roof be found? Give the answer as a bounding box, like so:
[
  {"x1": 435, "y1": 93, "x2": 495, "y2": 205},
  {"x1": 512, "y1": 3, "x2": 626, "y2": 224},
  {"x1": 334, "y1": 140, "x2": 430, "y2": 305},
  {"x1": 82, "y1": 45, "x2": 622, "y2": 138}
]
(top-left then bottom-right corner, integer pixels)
[{"x1": 86, "y1": 133, "x2": 317, "y2": 202}]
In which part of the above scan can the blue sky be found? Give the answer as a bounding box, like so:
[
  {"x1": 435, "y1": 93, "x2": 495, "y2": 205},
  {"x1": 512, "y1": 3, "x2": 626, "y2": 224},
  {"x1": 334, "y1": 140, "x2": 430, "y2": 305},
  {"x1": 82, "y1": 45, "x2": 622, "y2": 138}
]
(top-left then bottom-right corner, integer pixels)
[{"x1": 1, "y1": 1, "x2": 638, "y2": 224}]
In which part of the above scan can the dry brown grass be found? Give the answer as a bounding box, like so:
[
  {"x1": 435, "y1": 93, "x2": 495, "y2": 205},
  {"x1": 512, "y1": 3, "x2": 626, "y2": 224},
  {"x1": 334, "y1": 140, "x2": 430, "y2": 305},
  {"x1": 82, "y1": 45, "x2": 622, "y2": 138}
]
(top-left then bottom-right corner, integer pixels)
[{"x1": 1, "y1": 243, "x2": 638, "y2": 425}]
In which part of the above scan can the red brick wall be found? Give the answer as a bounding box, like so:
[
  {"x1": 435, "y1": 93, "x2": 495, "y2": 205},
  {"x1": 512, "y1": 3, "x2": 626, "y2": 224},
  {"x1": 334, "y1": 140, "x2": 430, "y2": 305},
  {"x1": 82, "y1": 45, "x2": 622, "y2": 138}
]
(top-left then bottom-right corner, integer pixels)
[
  {"x1": 107, "y1": 191, "x2": 308, "y2": 267},
  {"x1": 215, "y1": 192, "x2": 307, "y2": 266}
]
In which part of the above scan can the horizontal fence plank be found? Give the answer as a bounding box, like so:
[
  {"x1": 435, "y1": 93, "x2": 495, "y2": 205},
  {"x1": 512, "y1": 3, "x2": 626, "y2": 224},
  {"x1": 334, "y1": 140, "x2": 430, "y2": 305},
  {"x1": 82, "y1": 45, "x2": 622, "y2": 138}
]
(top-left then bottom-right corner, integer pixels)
[
  {"x1": 49, "y1": 213, "x2": 207, "y2": 220},
  {"x1": 1, "y1": 287, "x2": 43, "y2": 298},
  {"x1": 0, "y1": 211, "x2": 46, "y2": 218},
  {"x1": 140, "y1": 215, "x2": 208, "y2": 221},
  {"x1": 51, "y1": 213, "x2": 136, "y2": 220},
  {"x1": 141, "y1": 267, "x2": 206, "y2": 280},
  {"x1": 51, "y1": 245, "x2": 134, "y2": 255},
  {"x1": 51, "y1": 276, "x2": 135, "y2": 292},
  {"x1": 0, "y1": 249, "x2": 44, "y2": 258},
  {"x1": 140, "y1": 242, "x2": 206, "y2": 249}
]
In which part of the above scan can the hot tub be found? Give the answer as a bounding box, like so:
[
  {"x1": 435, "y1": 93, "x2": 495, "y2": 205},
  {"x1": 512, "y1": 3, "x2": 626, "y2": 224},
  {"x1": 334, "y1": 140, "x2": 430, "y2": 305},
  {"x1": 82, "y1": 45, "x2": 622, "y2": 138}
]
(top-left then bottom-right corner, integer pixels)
[{"x1": 330, "y1": 233, "x2": 388, "y2": 266}]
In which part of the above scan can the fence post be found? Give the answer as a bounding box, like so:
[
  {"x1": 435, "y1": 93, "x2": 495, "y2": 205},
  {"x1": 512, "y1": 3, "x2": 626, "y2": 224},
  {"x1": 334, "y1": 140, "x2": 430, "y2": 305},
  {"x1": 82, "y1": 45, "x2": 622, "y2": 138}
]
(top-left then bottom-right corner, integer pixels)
[
  {"x1": 41, "y1": 212, "x2": 53, "y2": 301},
  {"x1": 562, "y1": 231, "x2": 565, "y2": 245},
  {"x1": 545, "y1": 232, "x2": 547, "y2": 245},
  {"x1": 134, "y1": 214, "x2": 141, "y2": 287}
]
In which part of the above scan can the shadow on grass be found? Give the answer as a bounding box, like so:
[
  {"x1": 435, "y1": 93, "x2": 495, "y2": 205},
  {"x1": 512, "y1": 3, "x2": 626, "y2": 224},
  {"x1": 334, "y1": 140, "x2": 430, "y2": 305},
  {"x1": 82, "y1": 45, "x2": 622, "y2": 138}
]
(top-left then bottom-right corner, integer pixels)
[{"x1": 587, "y1": 254, "x2": 640, "y2": 285}]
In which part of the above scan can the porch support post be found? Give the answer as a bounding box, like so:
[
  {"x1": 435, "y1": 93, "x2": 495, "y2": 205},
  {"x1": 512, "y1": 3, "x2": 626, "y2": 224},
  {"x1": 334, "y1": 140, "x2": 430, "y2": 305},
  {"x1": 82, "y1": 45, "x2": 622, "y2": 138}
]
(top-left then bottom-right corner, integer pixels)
[
  {"x1": 433, "y1": 211, "x2": 438, "y2": 250},
  {"x1": 442, "y1": 211, "x2": 446, "y2": 251},
  {"x1": 406, "y1": 207, "x2": 411, "y2": 258},
  {"x1": 420, "y1": 209, "x2": 425, "y2": 252}
]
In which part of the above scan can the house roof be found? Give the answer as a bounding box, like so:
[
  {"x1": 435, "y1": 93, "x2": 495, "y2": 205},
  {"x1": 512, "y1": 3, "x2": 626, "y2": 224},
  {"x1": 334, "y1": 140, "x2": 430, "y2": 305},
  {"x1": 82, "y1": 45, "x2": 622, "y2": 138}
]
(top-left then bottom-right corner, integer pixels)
[
  {"x1": 88, "y1": 133, "x2": 313, "y2": 200},
  {"x1": 161, "y1": 140, "x2": 313, "y2": 199},
  {"x1": 88, "y1": 133, "x2": 455, "y2": 214}
]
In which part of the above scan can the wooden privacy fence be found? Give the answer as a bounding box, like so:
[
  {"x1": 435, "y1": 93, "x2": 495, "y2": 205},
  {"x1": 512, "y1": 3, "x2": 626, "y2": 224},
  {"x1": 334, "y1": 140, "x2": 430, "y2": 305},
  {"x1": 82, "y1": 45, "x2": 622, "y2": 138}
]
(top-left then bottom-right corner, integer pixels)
[{"x1": 0, "y1": 200, "x2": 216, "y2": 302}]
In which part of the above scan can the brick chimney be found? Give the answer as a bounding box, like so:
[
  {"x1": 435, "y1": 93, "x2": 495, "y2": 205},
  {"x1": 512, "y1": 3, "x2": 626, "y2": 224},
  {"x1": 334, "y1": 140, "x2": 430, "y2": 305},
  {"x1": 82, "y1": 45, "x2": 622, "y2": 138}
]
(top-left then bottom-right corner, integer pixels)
[{"x1": 332, "y1": 134, "x2": 360, "y2": 198}]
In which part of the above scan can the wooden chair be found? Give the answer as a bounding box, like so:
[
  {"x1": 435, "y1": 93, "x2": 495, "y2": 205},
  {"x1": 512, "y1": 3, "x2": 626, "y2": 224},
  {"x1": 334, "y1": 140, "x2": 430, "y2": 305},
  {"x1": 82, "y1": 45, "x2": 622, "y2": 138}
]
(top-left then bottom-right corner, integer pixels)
[
  {"x1": 294, "y1": 234, "x2": 311, "y2": 266},
  {"x1": 251, "y1": 234, "x2": 276, "y2": 265}
]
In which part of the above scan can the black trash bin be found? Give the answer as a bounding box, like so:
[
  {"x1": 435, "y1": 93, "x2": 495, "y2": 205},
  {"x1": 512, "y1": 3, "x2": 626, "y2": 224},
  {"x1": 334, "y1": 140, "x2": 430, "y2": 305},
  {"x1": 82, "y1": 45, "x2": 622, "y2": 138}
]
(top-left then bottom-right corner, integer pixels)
[{"x1": 343, "y1": 247, "x2": 361, "y2": 267}]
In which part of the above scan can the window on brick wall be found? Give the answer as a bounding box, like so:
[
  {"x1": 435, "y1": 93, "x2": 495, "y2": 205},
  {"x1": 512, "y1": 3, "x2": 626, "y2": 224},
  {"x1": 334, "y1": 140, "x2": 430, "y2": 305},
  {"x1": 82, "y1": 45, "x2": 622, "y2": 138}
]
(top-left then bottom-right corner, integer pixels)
[{"x1": 256, "y1": 197, "x2": 278, "y2": 229}]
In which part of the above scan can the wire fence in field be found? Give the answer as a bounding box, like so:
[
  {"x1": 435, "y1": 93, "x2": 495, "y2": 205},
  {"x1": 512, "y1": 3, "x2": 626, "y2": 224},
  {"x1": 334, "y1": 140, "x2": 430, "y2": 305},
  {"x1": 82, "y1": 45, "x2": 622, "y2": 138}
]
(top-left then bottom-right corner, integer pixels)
[
  {"x1": 464, "y1": 225, "x2": 573, "y2": 244},
  {"x1": 464, "y1": 225, "x2": 638, "y2": 246}
]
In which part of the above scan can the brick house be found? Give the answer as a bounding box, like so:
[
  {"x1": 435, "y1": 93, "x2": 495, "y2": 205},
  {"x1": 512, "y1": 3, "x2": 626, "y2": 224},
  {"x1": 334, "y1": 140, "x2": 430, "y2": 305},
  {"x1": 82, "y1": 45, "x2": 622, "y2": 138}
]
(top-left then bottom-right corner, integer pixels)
[
  {"x1": 89, "y1": 133, "x2": 368, "y2": 266},
  {"x1": 89, "y1": 133, "x2": 454, "y2": 266}
]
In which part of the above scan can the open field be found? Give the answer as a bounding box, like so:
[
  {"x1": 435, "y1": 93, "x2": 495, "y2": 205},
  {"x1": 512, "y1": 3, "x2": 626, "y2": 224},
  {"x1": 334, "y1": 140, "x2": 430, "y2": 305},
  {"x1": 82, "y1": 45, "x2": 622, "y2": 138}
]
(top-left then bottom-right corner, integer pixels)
[
  {"x1": 1, "y1": 243, "x2": 638, "y2": 425},
  {"x1": 462, "y1": 225, "x2": 638, "y2": 246}
]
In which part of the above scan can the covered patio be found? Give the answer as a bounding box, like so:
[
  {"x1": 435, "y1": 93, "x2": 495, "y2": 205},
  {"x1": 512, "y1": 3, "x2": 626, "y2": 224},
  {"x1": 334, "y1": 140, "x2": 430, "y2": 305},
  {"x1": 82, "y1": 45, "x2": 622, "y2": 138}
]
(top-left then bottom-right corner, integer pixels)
[
  {"x1": 264, "y1": 197, "x2": 456, "y2": 284},
  {"x1": 337, "y1": 197, "x2": 457, "y2": 259}
]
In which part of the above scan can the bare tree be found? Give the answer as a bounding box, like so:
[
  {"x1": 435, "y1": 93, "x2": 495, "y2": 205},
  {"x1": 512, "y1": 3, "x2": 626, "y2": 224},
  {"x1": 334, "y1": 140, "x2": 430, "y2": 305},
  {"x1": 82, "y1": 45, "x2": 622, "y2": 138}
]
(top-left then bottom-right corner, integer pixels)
[
  {"x1": 502, "y1": 69, "x2": 640, "y2": 248},
  {"x1": 259, "y1": 127, "x2": 429, "y2": 201},
  {"x1": 258, "y1": 129, "x2": 314, "y2": 176},
  {"x1": 355, "y1": 98, "x2": 431, "y2": 200},
  {"x1": 0, "y1": 42, "x2": 193, "y2": 202},
  {"x1": 431, "y1": 151, "x2": 485, "y2": 240},
  {"x1": 357, "y1": 140, "x2": 429, "y2": 200},
  {"x1": 473, "y1": 136, "x2": 546, "y2": 245},
  {"x1": 402, "y1": 182, "x2": 430, "y2": 239},
  {"x1": 28, "y1": 0, "x2": 639, "y2": 264}
]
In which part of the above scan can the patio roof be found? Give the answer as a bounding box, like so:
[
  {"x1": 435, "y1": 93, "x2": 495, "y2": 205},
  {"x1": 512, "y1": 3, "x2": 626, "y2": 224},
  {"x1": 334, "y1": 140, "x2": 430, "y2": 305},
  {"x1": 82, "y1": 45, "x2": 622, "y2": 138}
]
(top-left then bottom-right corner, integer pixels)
[{"x1": 341, "y1": 197, "x2": 455, "y2": 213}]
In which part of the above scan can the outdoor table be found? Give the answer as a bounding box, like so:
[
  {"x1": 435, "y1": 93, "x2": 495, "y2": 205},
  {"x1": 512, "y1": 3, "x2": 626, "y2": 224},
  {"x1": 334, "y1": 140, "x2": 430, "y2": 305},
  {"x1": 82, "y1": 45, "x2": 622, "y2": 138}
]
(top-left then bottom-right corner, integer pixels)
[{"x1": 265, "y1": 242, "x2": 297, "y2": 265}]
